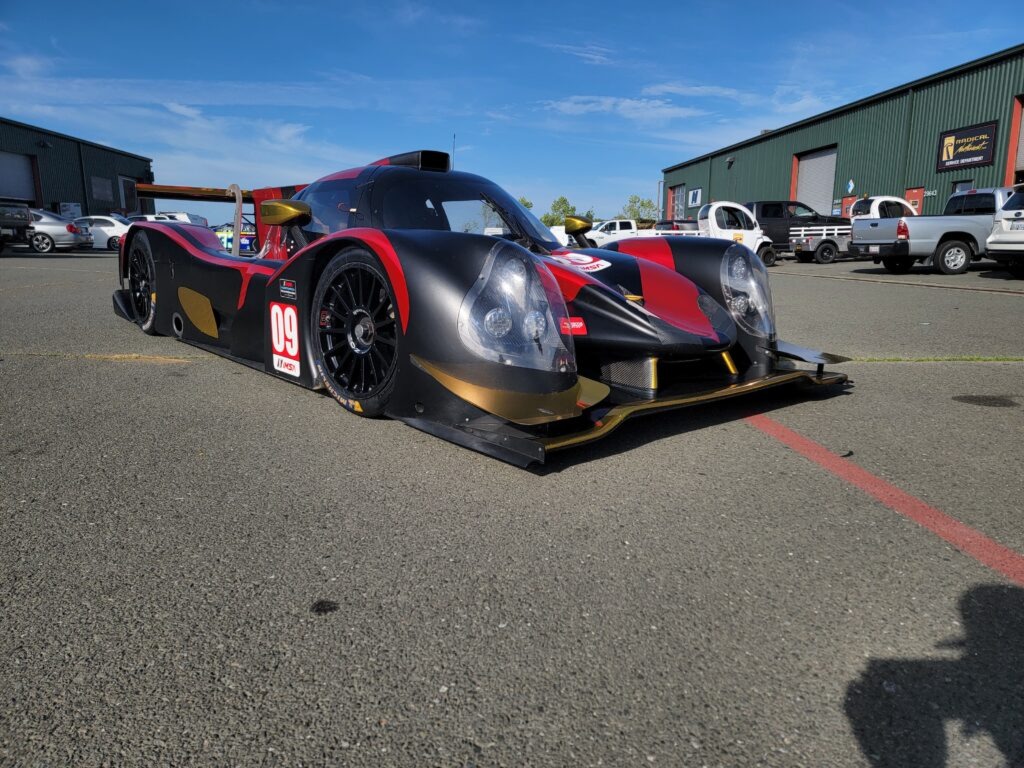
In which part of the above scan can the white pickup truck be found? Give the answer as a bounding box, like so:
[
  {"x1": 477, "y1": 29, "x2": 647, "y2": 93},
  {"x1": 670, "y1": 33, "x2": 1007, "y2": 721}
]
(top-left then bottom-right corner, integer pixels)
[
  {"x1": 849, "y1": 188, "x2": 1014, "y2": 274},
  {"x1": 586, "y1": 218, "x2": 643, "y2": 246}
]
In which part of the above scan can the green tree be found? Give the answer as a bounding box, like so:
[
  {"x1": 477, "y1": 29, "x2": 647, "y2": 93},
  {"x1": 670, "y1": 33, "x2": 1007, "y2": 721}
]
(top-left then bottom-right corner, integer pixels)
[
  {"x1": 619, "y1": 194, "x2": 659, "y2": 222},
  {"x1": 517, "y1": 196, "x2": 533, "y2": 210},
  {"x1": 540, "y1": 196, "x2": 578, "y2": 227}
]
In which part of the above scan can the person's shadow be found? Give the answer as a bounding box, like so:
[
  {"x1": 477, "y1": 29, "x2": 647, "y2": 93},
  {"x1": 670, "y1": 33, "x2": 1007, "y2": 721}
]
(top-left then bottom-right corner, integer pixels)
[{"x1": 845, "y1": 584, "x2": 1024, "y2": 766}]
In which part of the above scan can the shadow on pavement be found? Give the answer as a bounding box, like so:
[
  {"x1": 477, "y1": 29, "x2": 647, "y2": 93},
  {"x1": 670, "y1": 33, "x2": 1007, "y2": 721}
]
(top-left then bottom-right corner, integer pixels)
[
  {"x1": 1, "y1": 247, "x2": 115, "y2": 259},
  {"x1": 845, "y1": 584, "x2": 1024, "y2": 767},
  {"x1": 534, "y1": 379, "x2": 851, "y2": 475}
]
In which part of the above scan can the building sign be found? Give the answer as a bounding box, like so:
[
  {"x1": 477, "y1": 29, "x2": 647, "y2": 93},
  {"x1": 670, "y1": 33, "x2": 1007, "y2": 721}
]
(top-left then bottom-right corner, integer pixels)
[
  {"x1": 687, "y1": 188, "x2": 702, "y2": 208},
  {"x1": 936, "y1": 121, "x2": 997, "y2": 172}
]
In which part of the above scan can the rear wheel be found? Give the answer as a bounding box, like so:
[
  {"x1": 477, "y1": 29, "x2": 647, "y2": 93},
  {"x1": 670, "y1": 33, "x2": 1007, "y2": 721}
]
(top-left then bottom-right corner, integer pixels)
[
  {"x1": 934, "y1": 240, "x2": 970, "y2": 275},
  {"x1": 30, "y1": 232, "x2": 54, "y2": 253},
  {"x1": 312, "y1": 248, "x2": 401, "y2": 417},
  {"x1": 882, "y1": 257, "x2": 913, "y2": 274},
  {"x1": 758, "y1": 246, "x2": 777, "y2": 267},
  {"x1": 126, "y1": 231, "x2": 158, "y2": 334},
  {"x1": 107, "y1": 236, "x2": 120, "y2": 251},
  {"x1": 814, "y1": 242, "x2": 838, "y2": 264}
]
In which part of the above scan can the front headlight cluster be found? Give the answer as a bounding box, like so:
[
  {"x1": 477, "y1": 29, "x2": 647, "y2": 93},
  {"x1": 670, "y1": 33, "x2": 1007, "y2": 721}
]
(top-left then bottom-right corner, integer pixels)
[
  {"x1": 458, "y1": 242, "x2": 576, "y2": 373},
  {"x1": 720, "y1": 244, "x2": 775, "y2": 338}
]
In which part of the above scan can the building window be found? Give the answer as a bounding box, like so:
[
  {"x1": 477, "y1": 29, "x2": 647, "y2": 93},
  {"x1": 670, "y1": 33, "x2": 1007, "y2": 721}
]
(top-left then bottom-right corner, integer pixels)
[
  {"x1": 91, "y1": 176, "x2": 114, "y2": 202},
  {"x1": 952, "y1": 180, "x2": 974, "y2": 194},
  {"x1": 671, "y1": 185, "x2": 686, "y2": 219}
]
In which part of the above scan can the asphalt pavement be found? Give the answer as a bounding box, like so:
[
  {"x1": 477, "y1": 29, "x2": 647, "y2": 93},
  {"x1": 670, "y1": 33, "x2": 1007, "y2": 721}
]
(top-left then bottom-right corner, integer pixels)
[{"x1": 2, "y1": 247, "x2": 1023, "y2": 767}]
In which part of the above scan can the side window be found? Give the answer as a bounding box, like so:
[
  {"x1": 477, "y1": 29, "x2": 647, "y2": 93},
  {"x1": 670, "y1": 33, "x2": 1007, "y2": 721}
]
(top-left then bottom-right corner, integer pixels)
[
  {"x1": 299, "y1": 180, "x2": 353, "y2": 236},
  {"x1": 760, "y1": 202, "x2": 784, "y2": 218},
  {"x1": 943, "y1": 195, "x2": 965, "y2": 215},
  {"x1": 32, "y1": 212, "x2": 42, "y2": 222},
  {"x1": 850, "y1": 199, "x2": 871, "y2": 217},
  {"x1": 738, "y1": 209, "x2": 755, "y2": 229},
  {"x1": 715, "y1": 207, "x2": 730, "y2": 229},
  {"x1": 962, "y1": 193, "x2": 995, "y2": 215},
  {"x1": 697, "y1": 204, "x2": 711, "y2": 222}
]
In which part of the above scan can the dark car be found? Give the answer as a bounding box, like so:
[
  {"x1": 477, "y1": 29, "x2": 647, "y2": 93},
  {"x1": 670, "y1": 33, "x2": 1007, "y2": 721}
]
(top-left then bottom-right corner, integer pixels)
[
  {"x1": 113, "y1": 150, "x2": 846, "y2": 465},
  {"x1": 745, "y1": 200, "x2": 849, "y2": 251}
]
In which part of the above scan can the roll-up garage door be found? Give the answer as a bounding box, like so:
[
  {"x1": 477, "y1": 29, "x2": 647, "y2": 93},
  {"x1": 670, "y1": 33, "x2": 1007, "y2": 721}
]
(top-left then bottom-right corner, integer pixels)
[
  {"x1": 796, "y1": 146, "x2": 837, "y2": 216},
  {"x1": 0, "y1": 151, "x2": 35, "y2": 202},
  {"x1": 1016, "y1": 118, "x2": 1024, "y2": 171}
]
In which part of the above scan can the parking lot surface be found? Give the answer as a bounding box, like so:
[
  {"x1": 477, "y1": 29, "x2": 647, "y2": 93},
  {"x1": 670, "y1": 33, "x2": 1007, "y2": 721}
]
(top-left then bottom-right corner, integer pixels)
[{"x1": 2, "y1": 248, "x2": 1023, "y2": 767}]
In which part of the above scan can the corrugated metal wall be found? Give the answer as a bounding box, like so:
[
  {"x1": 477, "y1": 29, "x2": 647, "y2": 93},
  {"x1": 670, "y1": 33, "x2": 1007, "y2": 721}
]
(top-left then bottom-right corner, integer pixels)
[
  {"x1": 664, "y1": 49, "x2": 1024, "y2": 216},
  {"x1": 0, "y1": 120, "x2": 152, "y2": 215}
]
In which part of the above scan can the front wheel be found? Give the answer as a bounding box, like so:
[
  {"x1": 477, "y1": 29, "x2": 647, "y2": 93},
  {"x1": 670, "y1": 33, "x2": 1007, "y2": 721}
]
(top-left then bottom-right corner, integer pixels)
[
  {"x1": 312, "y1": 248, "x2": 401, "y2": 417},
  {"x1": 814, "y1": 242, "x2": 838, "y2": 264},
  {"x1": 107, "y1": 236, "x2": 120, "y2": 251},
  {"x1": 126, "y1": 231, "x2": 158, "y2": 334},
  {"x1": 30, "y1": 232, "x2": 55, "y2": 253},
  {"x1": 882, "y1": 257, "x2": 914, "y2": 274},
  {"x1": 934, "y1": 240, "x2": 970, "y2": 275},
  {"x1": 758, "y1": 247, "x2": 777, "y2": 267}
]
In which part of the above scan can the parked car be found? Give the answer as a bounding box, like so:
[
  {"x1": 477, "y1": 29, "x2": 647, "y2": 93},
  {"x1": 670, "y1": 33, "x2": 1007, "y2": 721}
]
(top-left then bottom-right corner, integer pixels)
[
  {"x1": 159, "y1": 211, "x2": 210, "y2": 227},
  {"x1": 75, "y1": 214, "x2": 131, "y2": 250},
  {"x1": 986, "y1": 184, "x2": 1024, "y2": 278},
  {"x1": 694, "y1": 202, "x2": 777, "y2": 264},
  {"x1": 27, "y1": 209, "x2": 93, "y2": 253},
  {"x1": 0, "y1": 202, "x2": 32, "y2": 251},
  {"x1": 128, "y1": 214, "x2": 175, "y2": 223},
  {"x1": 744, "y1": 200, "x2": 849, "y2": 262},
  {"x1": 653, "y1": 219, "x2": 699, "y2": 232},
  {"x1": 849, "y1": 187, "x2": 1014, "y2": 274},
  {"x1": 849, "y1": 196, "x2": 917, "y2": 221},
  {"x1": 587, "y1": 218, "x2": 642, "y2": 246}
]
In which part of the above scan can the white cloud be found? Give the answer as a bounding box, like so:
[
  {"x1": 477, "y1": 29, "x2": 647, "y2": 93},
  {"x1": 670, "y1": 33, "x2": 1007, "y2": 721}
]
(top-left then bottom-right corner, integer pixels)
[
  {"x1": 164, "y1": 102, "x2": 202, "y2": 119},
  {"x1": 641, "y1": 83, "x2": 758, "y2": 105},
  {"x1": 4, "y1": 54, "x2": 53, "y2": 78},
  {"x1": 539, "y1": 43, "x2": 615, "y2": 65},
  {"x1": 543, "y1": 96, "x2": 706, "y2": 123}
]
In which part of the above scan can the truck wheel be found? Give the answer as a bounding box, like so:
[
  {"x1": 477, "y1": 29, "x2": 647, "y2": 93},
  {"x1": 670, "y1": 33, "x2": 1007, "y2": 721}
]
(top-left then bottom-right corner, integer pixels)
[
  {"x1": 757, "y1": 246, "x2": 777, "y2": 267},
  {"x1": 934, "y1": 240, "x2": 970, "y2": 275},
  {"x1": 813, "y1": 242, "x2": 838, "y2": 264},
  {"x1": 882, "y1": 257, "x2": 913, "y2": 274}
]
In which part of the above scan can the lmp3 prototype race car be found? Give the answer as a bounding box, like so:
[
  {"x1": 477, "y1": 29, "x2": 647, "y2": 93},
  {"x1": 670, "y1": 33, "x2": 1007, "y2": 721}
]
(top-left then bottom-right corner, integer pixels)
[{"x1": 113, "y1": 150, "x2": 847, "y2": 465}]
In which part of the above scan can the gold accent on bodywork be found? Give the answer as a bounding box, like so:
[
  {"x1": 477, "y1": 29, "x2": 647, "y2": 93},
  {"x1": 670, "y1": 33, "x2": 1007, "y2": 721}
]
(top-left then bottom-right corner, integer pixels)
[
  {"x1": 721, "y1": 350, "x2": 739, "y2": 375},
  {"x1": 623, "y1": 294, "x2": 644, "y2": 303},
  {"x1": 542, "y1": 371, "x2": 847, "y2": 452},
  {"x1": 412, "y1": 355, "x2": 609, "y2": 425},
  {"x1": 260, "y1": 199, "x2": 312, "y2": 227},
  {"x1": 177, "y1": 287, "x2": 219, "y2": 339},
  {"x1": 564, "y1": 215, "x2": 593, "y2": 236}
]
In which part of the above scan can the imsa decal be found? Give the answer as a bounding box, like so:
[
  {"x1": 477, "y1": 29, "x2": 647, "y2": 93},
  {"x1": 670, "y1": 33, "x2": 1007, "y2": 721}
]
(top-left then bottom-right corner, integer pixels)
[
  {"x1": 269, "y1": 302, "x2": 301, "y2": 377},
  {"x1": 279, "y1": 278, "x2": 298, "y2": 300},
  {"x1": 551, "y1": 253, "x2": 612, "y2": 273}
]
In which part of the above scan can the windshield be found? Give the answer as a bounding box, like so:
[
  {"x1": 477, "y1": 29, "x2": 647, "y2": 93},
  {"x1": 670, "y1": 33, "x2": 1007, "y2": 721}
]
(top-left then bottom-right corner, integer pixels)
[
  {"x1": 788, "y1": 203, "x2": 817, "y2": 218},
  {"x1": 373, "y1": 173, "x2": 560, "y2": 251},
  {"x1": 110, "y1": 213, "x2": 131, "y2": 225},
  {"x1": 850, "y1": 199, "x2": 872, "y2": 217},
  {"x1": 1004, "y1": 191, "x2": 1024, "y2": 211}
]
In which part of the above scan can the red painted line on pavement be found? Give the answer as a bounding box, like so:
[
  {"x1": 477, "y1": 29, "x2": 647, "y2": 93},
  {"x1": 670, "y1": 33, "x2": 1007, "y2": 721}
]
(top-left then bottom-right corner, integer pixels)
[{"x1": 745, "y1": 414, "x2": 1024, "y2": 586}]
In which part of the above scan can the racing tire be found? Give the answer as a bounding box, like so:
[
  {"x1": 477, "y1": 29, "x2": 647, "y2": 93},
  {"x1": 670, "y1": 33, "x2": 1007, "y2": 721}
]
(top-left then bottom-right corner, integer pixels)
[
  {"x1": 757, "y1": 246, "x2": 777, "y2": 267},
  {"x1": 882, "y1": 257, "x2": 913, "y2": 274},
  {"x1": 126, "y1": 231, "x2": 158, "y2": 335},
  {"x1": 30, "y1": 232, "x2": 55, "y2": 253},
  {"x1": 796, "y1": 252, "x2": 813, "y2": 263},
  {"x1": 1007, "y1": 263, "x2": 1024, "y2": 279},
  {"x1": 934, "y1": 240, "x2": 971, "y2": 275},
  {"x1": 813, "y1": 242, "x2": 838, "y2": 264},
  {"x1": 107, "y1": 236, "x2": 120, "y2": 251},
  {"x1": 312, "y1": 248, "x2": 401, "y2": 418}
]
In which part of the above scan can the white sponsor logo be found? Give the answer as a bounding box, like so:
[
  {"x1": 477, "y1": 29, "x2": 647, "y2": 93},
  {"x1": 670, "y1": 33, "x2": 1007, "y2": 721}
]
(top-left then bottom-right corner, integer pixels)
[
  {"x1": 552, "y1": 253, "x2": 612, "y2": 273},
  {"x1": 273, "y1": 353, "x2": 301, "y2": 377}
]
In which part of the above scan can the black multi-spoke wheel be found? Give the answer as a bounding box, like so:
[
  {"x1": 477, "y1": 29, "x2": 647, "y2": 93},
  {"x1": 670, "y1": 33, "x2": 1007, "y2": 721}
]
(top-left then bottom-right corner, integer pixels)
[
  {"x1": 126, "y1": 231, "x2": 158, "y2": 334},
  {"x1": 312, "y1": 249, "x2": 401, "y2": 417}
]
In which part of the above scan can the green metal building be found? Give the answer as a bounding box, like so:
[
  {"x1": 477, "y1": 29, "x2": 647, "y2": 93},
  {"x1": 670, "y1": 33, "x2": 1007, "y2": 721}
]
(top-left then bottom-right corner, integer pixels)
[
  {"x1": 662, "y1": 44, "x2": 1024, "y2": 219},
  {"x1": 0, "y1": 117, "x2": 155, "y2": 217}
]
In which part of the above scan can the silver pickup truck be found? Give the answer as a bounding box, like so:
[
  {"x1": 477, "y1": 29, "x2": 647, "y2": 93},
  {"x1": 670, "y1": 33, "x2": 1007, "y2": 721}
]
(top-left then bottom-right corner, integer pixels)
[{"x1": 849, "y1": 187, "x2": 1014, "y2": 274}]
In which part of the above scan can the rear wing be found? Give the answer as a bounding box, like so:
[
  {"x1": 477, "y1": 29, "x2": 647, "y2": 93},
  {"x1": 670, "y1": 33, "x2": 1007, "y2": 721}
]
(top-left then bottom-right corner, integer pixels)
[{"x1": 136, "y1": 182, "x2": 306, "y2": 257}]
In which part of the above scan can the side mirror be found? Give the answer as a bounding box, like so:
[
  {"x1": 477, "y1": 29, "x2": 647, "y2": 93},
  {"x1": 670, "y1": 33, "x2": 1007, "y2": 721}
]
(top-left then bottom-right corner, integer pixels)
[
  {"x1": 260, "y1": 199, "x2": 312, "y2": 227},
  {"x1": 564, "y1": 215, "x2": 592, "y2": 235}
]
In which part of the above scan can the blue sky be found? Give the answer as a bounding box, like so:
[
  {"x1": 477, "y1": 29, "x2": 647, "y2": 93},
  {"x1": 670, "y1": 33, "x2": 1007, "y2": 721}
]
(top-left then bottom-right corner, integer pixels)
[{"x1": 0, "y1": 2, "x2": 1019, "y2": 222}]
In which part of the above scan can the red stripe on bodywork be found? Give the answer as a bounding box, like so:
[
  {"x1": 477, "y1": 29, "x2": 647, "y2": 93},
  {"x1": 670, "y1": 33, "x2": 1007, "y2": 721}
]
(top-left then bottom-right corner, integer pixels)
[
  {"x1": 612, "y1": 237, "x2": 675, "y2": 270},
  {"x1": 544, "y1": 259, "x2": 603, "y2": 301},
  {"x1": 319, "y1": 167, "x2": 366, "y2": 181},
  {"x1": 635, "y1": 258, "x2": 715, "y2": 338},
  {"x1": 747, "y1": 414, "x2": 1024, "y2": 587},
  {"x1": 142, "y1": 223, "x2": 276, "y2": 310}
]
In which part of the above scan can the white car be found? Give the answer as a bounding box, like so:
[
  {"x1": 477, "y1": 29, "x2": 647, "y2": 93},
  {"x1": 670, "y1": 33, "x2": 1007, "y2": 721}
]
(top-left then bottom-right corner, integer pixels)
[
  {"x1": 128, "y1": 214, "x2": 175, "y2": 223},
  {"x1": 158, "y1": 211, "x2": 209, "y2": 227},
  {"x1": 75, "y1": 214, "x2": 131, "y2": 250},
  {"x1": 986, "y1": 184, "x2": 1024, "y2": 278},
  {"x1": 849, "y1": 196, "x2": 918, "y2": 221}
]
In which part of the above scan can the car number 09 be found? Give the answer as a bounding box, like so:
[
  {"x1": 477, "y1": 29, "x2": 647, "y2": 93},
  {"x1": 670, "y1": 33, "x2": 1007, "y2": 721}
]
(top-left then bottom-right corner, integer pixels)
[{"x1": 270, "y1": 303, "x2": 298, "y2": 357}]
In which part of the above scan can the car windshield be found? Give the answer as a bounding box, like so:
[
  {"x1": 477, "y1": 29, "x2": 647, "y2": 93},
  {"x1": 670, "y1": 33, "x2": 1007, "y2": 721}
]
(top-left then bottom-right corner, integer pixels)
[
  {"x1": 110, "y1": 213, "x2": 131, "y2": 225},
  {"x1": 1002, "y1": 191, "x2": 1024, "y2": 211},
  {"x1": 850, "y1": 199, "x2": 872, "y2": 217},
  {"x1": 374, "y1": 173, "x2": 560, "y2": 250}
]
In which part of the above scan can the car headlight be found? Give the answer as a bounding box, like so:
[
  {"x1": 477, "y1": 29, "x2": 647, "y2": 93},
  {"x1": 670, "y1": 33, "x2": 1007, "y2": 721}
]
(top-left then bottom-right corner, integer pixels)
[
  {"x1": 459, "y1": 242, "x2": 576, "y2": 373},
  {"x1": 720, "y1": 244, "x2": 775, "y2": 338}
]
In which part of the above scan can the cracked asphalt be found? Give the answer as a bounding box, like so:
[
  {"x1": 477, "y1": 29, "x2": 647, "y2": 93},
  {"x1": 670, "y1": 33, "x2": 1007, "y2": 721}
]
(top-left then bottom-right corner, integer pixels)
[{"x1": 2, "y1": 247, "x2": 1022, "y2": 767}]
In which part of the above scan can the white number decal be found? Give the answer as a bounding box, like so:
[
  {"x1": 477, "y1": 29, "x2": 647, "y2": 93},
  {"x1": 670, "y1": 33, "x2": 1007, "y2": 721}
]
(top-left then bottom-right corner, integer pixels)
[{"x1": 270, "y1": 303, "x2": 299, "y2": 356}]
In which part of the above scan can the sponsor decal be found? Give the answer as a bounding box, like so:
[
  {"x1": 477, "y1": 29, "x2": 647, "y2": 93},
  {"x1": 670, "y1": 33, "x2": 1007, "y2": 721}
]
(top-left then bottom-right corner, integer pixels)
[
  {"x1": 269, "y1": 302, "x2": 301, "y2": 377},
  {"x1": 318, "y1": 309, "x2": 331, "y2": 328},
  {"x1": 936, "y1": 122, "x2": 997, "y2": 172},
  {"x1": 552, "y1": 252, "x2": 612, "y2": 273},
  {"x1": 560, "y1": 316, "x2": 588, "y2": 335},
  {"x1": 279, "y1": 278, "x2": 297, "y2": 300}
]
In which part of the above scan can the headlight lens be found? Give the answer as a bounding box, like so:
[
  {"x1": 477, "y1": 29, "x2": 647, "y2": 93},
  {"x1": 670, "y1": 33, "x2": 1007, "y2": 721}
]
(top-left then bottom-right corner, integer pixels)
[
  {"x1": 720, "y1": 244, "x2": 775, "y2": 338},
  {"x1": 459, "y1": 242, "x2": 576, "y2": 372}
]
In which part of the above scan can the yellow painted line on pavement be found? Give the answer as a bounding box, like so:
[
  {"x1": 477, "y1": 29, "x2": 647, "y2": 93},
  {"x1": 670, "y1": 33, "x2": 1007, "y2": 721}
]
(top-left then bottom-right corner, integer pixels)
[{"x1": 3, "y1": 351, "x2": 200, "y2": 364}]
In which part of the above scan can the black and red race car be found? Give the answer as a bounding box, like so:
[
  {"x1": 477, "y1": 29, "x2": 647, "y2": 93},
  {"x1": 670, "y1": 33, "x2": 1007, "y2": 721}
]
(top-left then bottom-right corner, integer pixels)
[{"x1": 113, "y1": 150, "x2": 846, "y2": 465}]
